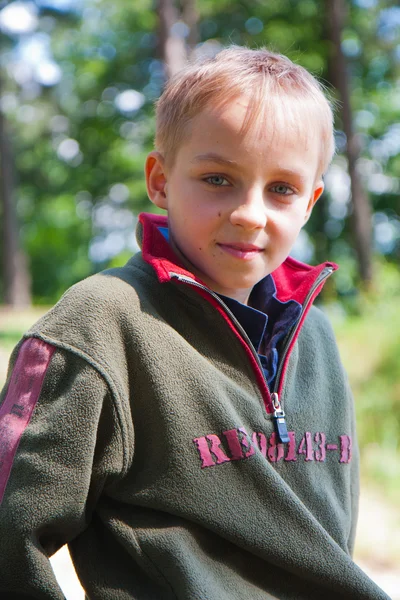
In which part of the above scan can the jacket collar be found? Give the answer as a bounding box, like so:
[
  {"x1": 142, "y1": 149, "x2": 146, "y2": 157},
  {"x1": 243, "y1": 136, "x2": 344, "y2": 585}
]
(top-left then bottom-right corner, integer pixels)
[{"x1": 137, "y1": 212, "x2": 338, "y2": 305}]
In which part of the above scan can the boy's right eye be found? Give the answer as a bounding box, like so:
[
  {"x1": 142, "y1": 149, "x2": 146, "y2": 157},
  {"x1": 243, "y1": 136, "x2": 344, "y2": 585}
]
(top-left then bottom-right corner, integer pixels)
[{"x1": 204, "y1": 175, "x2": 230, "y2": 186}]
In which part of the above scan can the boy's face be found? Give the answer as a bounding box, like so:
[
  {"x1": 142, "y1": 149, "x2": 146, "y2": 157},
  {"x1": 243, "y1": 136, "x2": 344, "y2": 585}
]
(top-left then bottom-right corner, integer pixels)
[{"x1": 146, "y1": 96, "x2": 324, "y2": 304}]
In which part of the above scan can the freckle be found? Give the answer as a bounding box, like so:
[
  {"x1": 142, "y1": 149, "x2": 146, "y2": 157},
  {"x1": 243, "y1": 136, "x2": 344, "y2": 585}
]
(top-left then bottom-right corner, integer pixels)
[{"x1": 218, "y1": 212, "x2": 221, "y2": 217}]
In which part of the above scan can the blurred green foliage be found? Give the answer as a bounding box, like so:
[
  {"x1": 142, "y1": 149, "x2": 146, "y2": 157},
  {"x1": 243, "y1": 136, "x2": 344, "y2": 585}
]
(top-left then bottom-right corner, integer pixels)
[
  {"x1": 0, "y1": 0, "x2": 399, "y2": 303},
  {"x1": 330, "y1": 259, "x2": 400, "y2": 501}
]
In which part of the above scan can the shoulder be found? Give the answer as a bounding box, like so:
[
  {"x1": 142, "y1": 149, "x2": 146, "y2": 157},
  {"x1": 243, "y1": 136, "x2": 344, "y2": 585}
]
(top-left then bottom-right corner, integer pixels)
[
  {"x1": 27, "y1": 253, "x2": 159, "y2": 356},
  {"x1": 298, "y1": 304, "x2": 343, "y2": 365},
  {"x1": 33, "y1": 254, "x2": 150, "y2": 323},
  {"x1": 288, "y1": 306, "x2": 352, "y2": 405},
  {"x1": 63, "y1": 252, "x2": 155, "y2": 310},
  {"x1": 304, "y1": 304, "x2": 337, "y2": 339}
]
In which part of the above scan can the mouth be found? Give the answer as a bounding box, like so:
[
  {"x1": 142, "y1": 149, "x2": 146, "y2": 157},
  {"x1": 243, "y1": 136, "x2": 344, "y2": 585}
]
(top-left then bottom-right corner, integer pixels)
[{"x1": 217, "y1": 243, "x2": 264, "y2": 260}]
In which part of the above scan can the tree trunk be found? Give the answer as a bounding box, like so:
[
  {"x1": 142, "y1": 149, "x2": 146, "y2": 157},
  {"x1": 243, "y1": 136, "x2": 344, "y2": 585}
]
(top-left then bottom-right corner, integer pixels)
[
  {"x1": 0, "y1": 75, "x2": 31, "y2": 307},
  {"x1": 182, "y1": 0, "x2": 199, "y2": 53},
  {"x1": 326, "y1": 0, "x2": 373, "y2": 286},
  {"x1": 157, "y1": 0, "x2": 188, "y2": 78}
]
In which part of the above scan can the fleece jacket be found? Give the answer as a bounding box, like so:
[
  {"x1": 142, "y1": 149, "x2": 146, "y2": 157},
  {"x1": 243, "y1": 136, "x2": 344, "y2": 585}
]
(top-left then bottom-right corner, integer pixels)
[{"x1": 0, "y1": 212, "x2": 390, "y2": 600}]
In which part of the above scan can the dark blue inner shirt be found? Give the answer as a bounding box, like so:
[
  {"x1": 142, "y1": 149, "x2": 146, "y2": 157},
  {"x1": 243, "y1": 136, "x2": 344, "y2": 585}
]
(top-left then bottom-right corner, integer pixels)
[
  {"x1": 218, "y1": 275, "x2": 301, "y2": 389},
  {"x1": 158, "y1": 226, "x2": 302, "y2": 389}
]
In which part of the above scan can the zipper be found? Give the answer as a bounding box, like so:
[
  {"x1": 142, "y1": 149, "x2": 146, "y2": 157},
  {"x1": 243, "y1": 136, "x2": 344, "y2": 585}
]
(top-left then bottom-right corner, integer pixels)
[
  {"x1": 170, "y1": 266, "x2": 334, "y2": 444},
  {"x1": 169, "y1": 273, "x2": 268, "y2": 381},
  {"x1": 272, "y1": 266, "x2": 334, "y2": 395},
  {"x1": 268, "y1": 265, "x2": 334, "y2": 442}
]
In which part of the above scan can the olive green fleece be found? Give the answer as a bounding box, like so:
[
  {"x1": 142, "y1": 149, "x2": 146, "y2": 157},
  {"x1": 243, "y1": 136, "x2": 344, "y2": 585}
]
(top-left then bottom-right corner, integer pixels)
[{"x1": 0, "y1": 252, "x2": 390, "y2": 600}]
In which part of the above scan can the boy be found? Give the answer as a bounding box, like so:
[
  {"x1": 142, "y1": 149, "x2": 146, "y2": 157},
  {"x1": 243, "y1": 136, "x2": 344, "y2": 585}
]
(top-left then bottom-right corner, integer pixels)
[{"x1": 0, "y1": 47, "x2": 390, "y2": 599}]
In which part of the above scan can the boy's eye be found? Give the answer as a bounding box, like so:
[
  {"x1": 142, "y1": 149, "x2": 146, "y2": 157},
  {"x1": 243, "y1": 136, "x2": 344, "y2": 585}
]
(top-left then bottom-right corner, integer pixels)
[
  {"x1": 270, "y1": 184, "x2": 294, "y2": 195},
  {"x1": 205, "y1": 175, "x2": 230, "y2": 186}
]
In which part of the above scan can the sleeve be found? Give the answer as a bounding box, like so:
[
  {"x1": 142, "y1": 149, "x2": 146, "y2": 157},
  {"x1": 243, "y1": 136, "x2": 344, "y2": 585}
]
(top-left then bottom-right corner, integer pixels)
[{"x1": 0, "y1": 336, "x2": 125, "y2": 599}]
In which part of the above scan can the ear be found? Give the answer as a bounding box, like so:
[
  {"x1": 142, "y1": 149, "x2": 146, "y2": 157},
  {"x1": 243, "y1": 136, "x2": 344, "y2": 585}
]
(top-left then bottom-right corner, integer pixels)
[
  {"x1": 304, "y1": 180, "x2": 324, "y2": 224},
  {"x1": 145, "y1": 151, "x2": 168, "y2": 209}
]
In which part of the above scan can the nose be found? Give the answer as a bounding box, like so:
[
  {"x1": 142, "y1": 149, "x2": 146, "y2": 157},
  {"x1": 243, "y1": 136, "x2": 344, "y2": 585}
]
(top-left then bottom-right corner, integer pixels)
[{"x1": 229, "y1": 187, "x2": 267, "y2": 230}]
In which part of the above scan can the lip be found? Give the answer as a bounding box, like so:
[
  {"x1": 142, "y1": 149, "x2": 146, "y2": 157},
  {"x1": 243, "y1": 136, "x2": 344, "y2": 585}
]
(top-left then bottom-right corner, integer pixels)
[{"x1": 217, "y1": 242, "x2": 264, "y2": 260}]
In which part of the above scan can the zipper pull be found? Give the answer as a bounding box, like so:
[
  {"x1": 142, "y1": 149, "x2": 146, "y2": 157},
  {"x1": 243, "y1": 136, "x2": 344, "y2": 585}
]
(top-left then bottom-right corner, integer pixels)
[{"x1": 271, "y1": 392, "x2": 290, "y2": 444}]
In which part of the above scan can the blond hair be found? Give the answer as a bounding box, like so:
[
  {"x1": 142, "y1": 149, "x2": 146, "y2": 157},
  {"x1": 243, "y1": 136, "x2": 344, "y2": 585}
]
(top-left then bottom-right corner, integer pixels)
[{"x1": 155, "y1": 46, "x2": 335, "y2": 176}]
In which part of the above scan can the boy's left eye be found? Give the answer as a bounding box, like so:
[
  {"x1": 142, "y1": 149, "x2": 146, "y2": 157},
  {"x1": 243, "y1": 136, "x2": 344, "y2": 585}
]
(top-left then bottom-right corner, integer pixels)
[
  {"x1": 270, "y1": 184, "x2": 294, "y2": 195},
  {"x1": 205, "y1": 175, "x2": 230, "y2": 186}
]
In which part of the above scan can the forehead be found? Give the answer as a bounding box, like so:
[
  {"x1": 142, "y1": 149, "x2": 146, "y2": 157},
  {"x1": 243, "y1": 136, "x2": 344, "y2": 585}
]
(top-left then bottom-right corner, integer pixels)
[{"x1": 178, "y1": 95, "x2": 322, "y2": 170}]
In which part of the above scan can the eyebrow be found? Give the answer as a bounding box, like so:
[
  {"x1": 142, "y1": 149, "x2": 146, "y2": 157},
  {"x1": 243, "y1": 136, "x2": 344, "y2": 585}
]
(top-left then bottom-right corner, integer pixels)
[
  {"x1": 272, "y1": 168, "x2": 309, "y2": 184},
  {"x1": 190, "y1": 153, "x2": 239, "y2": 168},
  {"x1": 191, "y1": 154, "x2": 311, "y2": 184}
]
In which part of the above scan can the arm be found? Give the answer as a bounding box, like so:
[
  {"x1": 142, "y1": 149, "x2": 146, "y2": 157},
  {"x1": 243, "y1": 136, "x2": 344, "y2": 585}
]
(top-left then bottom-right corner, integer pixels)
[{"x1": 0, "y1": 337, "x2": 124, "y2": 599}]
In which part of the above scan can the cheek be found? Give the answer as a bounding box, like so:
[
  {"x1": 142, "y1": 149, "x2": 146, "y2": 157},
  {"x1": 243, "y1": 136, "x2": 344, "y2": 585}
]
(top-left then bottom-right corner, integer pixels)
[
  {"x1": 272, "y1": 214, "x2": 305, "y2": 248},
  {"x1": 281, "y1": 207, "x2": 307, "y2": 230}
]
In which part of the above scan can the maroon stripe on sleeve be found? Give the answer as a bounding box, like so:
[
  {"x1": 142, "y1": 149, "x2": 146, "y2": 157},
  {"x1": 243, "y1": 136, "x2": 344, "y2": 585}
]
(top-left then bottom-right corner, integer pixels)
[{"x1": 0, "y1": 338, "x2": 55, "y2": 504}]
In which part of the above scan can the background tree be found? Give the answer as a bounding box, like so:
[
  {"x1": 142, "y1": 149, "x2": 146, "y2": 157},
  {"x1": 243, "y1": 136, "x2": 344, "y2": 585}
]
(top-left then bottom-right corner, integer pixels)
[
  {"x1": 158, "y1": 0, "x2": 198, "y2": 75},
  {"x1": 0, "y1": 0, "x2": 399, "y2": 305},
  {"x1": 0, "y1": 71, "x2": 31, "y2": 306},
  {"x1": 0, "y1": 24, "x2": 31, "y2": 306},
  {"x1": 158, "y1": 0, "x2": 187, "y2": 76},
  {"x1": 326, "y1": 0, "x2": 373, "y2": 287}
]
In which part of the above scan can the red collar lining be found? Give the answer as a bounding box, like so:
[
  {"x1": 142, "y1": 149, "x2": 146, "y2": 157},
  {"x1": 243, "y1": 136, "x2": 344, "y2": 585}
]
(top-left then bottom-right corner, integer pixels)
[{"x1": 138, "y1": 212, "x2": 338, "y2": 302}]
